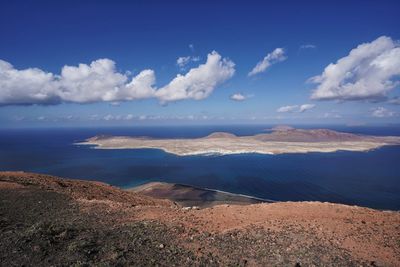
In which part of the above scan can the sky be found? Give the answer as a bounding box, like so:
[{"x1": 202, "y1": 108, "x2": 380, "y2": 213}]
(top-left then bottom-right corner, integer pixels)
[{"x1": 0, "y1": 0, "x2": 400, "y2": 127}]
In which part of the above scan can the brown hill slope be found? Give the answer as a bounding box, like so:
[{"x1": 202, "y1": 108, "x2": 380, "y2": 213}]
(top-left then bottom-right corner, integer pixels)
[
  {"x1": 1, "y1": 172, "x2": 399, "y2": 266},
  {"x1": 254, "y1": 128, "x2": 365, "y2": 142}
]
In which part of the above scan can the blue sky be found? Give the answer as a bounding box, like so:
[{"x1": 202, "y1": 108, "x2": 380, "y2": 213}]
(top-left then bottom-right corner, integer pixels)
[{"x1": 0, "y1": 0, "x2": 400, "y2": 127}]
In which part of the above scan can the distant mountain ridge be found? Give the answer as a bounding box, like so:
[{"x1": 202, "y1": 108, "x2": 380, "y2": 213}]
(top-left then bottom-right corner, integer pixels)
[
  {"x1": 255, "y1": 128, "x2": 365, "y2": 142},
  {"x1": 204, "y1": 132, "x2": 237, "y2": 139},
  {"x1": 203, "y1": 128, "x2": 365, "y2": 142}
]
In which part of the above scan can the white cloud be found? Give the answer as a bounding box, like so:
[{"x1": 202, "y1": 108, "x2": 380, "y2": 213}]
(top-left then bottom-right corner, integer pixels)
[
  {"x1": 0, "y1": 51, "x2": 233, "y2": 105},
  {"x1": 120, "y1": 114, "x2": 213, "y2": 121},
  {"x1": 156, "y1": 51, "x2": 235, "y2": 102},
  {"x1": 176, "y1": 56, "x2": 191, "y2": 68},
  {"x1": 58, "y1": 59, "x2": 128, "y2": 103},
  {"x1": 0, "y1": 58, "x2": 154, "y2": 105},
  {"x1": 248, "y1": 48, "x2": 286, "y2": 76},
  {"x1": 277, "y1": 104, "x2": 316, "y2": 113},
  {"x1": 277, "y1": 105, "x2": 298, "y2": 113},
  {"x1": 300, "y1": 44, "x2": 316, "y2": 49},
  {"x1": 103, "y1": 114, "x2": 114, "y2": 121},
  {"x1": 176, "y1": 56, "x2": 200, "y2": 69},
  {"x1": 310, "y1": 36, "x2": 400, "y2": 101},
  {"x1": 125, "y1": 114, "x2": 134, "y2": 120},
  {"x1": 230, "y1": 93, "x2": 246, "y2": 101},
  {"x1": 0, "y1": 60, "x2": 59, "y2": 105},
  {"x1": 371, "y1": 107, "x2": 396, "y2": 118},
  {"x1": 322, "y1": 111, "x2": 342, "y2": 118},
  {"x1": 299, "y1": 104, "x2": 316, "y2": 112},
  {"x1": 121, "y1": 69, "x2": 156, "y2": 100},
  {"x1": 103, "y1": 114, "x2": 135, "y2": 121},
  {"x1": 61, "y1": 61, "x2": 157, "y2": 103}
]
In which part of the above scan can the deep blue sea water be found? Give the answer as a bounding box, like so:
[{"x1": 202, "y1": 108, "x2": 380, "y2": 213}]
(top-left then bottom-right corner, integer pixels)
[{"x1": 0, "y1": 125, "x2": 399, "y2": 210}]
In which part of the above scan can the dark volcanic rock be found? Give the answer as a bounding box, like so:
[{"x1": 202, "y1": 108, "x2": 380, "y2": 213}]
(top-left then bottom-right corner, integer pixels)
[{"x1": 0, "y1": 181, "x2": 215, "y2": 266}]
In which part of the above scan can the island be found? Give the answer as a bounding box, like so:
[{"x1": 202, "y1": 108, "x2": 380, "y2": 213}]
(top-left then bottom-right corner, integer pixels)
[{"x1": 78, "y1": 127, "x2": 400, "y2": 156}]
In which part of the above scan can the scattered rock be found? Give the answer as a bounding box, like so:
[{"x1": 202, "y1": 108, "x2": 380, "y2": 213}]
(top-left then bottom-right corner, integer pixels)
[{"x1": 1, "y1": 172, "x2": 399, "y2": 266}]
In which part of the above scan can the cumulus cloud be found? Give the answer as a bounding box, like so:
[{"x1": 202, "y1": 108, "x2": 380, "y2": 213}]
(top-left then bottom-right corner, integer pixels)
[
  {"x1": 0, "y1": 60, "x2": 59, "y2": 105},
  {"x1": 155, "y1": 51, "x2": 235, "y2": 102},
  {"x1": 230, "y1": 93, "x2": 246, "y2": 101},
  {"x1": 121, "y1": 69, "x2": 157, "y2": 100},
  {"x1": 0, "y1": 51, "x2": 234, "y2": 105},
  {"x1": 59, "y1": 61, "x2": 157, "y2": 103},
  {"x1": 57, "y1": 59, "x2": 128, "y2": 103},
  {"x1": 0, "y1": 59, "x2": 155, "y2": 105},
  {"x1": 277, "y1": 104, "x2": 316, "y2": 113},
  {"x1": 176, "y1": 56, "x2": 200, "y2": 69},
  {"x1": 248, "y1": 48, "x2": 286, "y2": 76},
  {"x1": 310, "y1": 36, "x2": 400, "y2": 101},
  {"x1": 371, "y1": 107, "x2": 396, "y2": 118}
]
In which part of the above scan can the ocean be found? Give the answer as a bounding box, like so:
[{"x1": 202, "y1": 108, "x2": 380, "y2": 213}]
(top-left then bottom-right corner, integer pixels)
[{"x1": 0, "y1": 125, "x2": 399, "y2": 210}]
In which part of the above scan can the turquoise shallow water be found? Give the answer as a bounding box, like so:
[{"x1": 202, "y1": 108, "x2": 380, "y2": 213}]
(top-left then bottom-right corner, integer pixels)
[{"x1": 0, "y1": 125, "x2": 399, "y2": 210}]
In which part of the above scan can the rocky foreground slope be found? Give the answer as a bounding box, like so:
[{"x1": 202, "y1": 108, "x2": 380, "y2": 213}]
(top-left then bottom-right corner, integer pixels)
[{"x1": 1, "y1": 172, "x2": 399, "y2": 266}]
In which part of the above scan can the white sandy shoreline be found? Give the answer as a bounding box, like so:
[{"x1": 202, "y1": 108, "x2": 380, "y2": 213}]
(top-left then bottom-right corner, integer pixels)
[
  {"x1": 76, "y1": 139, "x2": 393, "y2": 156},
  {"x1": 129, "y1": 181, "x2": 276, "y2": 202}
]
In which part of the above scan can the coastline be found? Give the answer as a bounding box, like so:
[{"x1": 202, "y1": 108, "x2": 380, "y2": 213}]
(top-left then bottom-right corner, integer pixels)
[
  {"x1": 76, "y1": 128, "x2": 400, "y2": 156},
  {"x1": 128, "y1": 181, "x2": 274, "y2": 208},
  {"x1": 77, "y1": 139, "x2": 396, "y2": 156}
]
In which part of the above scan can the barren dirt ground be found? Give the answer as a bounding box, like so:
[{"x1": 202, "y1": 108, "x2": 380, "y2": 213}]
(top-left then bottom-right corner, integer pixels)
[{"x1": 1, "y1": 172, "x2": 399, "y2": 266}]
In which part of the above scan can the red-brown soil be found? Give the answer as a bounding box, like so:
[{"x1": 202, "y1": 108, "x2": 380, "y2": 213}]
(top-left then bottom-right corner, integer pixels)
[{"x1": 1, "y1": 171, "x2": 399, "y2": 266}]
